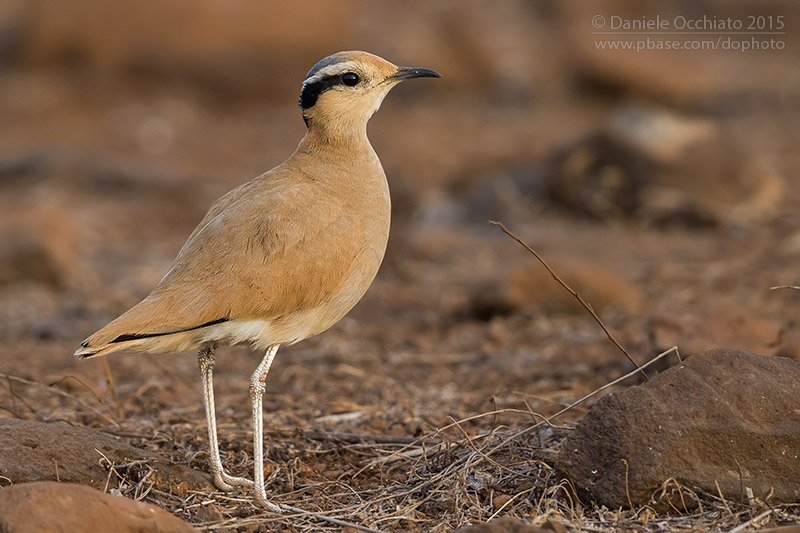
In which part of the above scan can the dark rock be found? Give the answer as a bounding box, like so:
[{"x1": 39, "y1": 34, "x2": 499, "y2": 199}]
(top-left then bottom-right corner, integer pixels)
[
  {"x1": 555, "y1": 348, "x2": 800, "y2": 508},
  {"x1": 0, "y1": 0, "x2": 27, "y2": 68},
  {"x1": 542, "y1": 101, "x2": 779, "y2": 231},
  {"x1": 543, "y1": 131, "x2": 648, "y2": 221},
  {"x1": 0, "y1": 481, "x2": 196, "y2": 532},
  {"x1": 0, "y1": 152, "x2": 48, "y2": 184},
  {"x1": 0, "y1": 418, "x2": 211, "y2": 493}
]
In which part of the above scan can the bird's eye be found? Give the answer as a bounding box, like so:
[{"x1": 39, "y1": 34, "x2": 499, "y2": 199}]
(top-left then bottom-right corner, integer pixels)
[{"x1": 342, "y1": 72, "x2": 360, "y2": 86}]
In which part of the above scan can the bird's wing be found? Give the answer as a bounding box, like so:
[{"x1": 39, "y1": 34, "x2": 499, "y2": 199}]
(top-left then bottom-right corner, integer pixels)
[{"x1": 81, "y1": 171, "x2": 361, "y2": 348}]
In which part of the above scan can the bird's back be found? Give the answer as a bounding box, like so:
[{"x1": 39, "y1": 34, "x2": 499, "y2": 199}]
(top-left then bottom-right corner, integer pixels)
[{"x1": 77, "y1": 137, "x2": 391, "y2": 357}]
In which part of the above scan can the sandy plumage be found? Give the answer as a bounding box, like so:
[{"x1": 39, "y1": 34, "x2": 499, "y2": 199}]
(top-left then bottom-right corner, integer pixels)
[
  {"x1": 75, "y1": 53, "x2": 402, "y2": 359},
  {"x1": 73, "y1": 50, "x2": 440, "y2": 510}
]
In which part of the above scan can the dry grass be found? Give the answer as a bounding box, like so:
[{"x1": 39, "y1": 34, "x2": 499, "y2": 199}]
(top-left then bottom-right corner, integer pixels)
[
  {"x1": 3, "y1": 226, "x2": 799, "y2": 531},
  {"x1": 3, "y1": 346, "x2": 798, "y2": 532}
]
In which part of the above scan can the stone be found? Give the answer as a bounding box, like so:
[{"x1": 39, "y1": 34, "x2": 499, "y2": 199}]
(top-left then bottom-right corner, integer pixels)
[
  {"x1": 0, "y1": 481, "x2": 196, "y2": 532},
  {"x1": 469, "y1": 255, "x2": 642, "y2": 321},
  {"x1": 555, "y1": 348, "x2": 800, "y2": 508},
  {"x1": 762, "y1": 527, "x2": 800, "y2": 533},
  {"x1": 0, "y1": 418, "x2": 210, "y2": 493},
  {"x1": 543, "y1": 131, "x2": 647, "y2": 221},
  {"x1": 452, "y1": 517, "x2": 563, "y2": 533},
  {"x1": 503, "y1": 258, "x2": 642, "y2": 315}
]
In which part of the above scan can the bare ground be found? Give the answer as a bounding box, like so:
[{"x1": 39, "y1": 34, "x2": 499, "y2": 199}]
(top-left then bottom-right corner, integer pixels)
[{"x1": 1, "y1": 1, "x2": 800, "y2": 530}]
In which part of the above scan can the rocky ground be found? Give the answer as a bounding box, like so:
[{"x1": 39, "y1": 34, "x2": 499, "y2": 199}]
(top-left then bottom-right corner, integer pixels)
[{"x1": 1, "y1": 1, "x2": 799, "y2": 531}]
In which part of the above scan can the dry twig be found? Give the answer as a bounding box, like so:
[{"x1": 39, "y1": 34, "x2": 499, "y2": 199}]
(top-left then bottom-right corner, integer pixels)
[
  {"x1": 0, "y1": 372, "x2": 118, "y2": 426},
  {"x1": 489, "y1": 220, "x2": 647, "y2": 380},
  {"x1": 100, "y1": 357, "x2": 125, "y2": 422}
]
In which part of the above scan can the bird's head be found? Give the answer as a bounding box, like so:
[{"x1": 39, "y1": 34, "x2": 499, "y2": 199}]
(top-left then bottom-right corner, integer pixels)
[{"x1": 299, "y1": 51, "x2": 440, "y2": 140}]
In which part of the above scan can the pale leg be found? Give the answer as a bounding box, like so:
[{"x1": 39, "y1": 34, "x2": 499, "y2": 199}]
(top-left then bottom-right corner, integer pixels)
[
  {"x1": 197, "y1": 344, "x2": 253, "y2": 491},
  {"x1": 249, "y1": 344, "x2": 281, "y2": 512}
]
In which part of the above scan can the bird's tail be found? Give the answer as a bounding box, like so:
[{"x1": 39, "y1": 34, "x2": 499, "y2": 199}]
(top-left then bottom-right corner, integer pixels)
[
  {"x1": 74, "y1": 314, "x2": 152, "y2": 359},
  {"x1": 74, "y1": 312, "x2": 230, "y2": 359},
  {"x1": 73, "y1": 337, "x2": 136, "y2": 359}
]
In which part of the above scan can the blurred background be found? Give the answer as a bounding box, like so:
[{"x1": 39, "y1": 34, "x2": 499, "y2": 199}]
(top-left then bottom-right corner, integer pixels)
[{"x1": 1, "y1": 0, "x2": 799, "y2": 434}]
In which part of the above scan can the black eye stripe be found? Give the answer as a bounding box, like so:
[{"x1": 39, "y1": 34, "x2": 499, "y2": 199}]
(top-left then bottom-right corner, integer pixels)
[
  {"x1": 299, "y1": 73, "x2": 361, "y2": 109},
  {"x1": 299, "y1": 75, "x2": 339, "y2": 109}
]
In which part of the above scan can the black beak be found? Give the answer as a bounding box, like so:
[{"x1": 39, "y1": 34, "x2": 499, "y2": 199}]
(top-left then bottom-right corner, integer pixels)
[{"x1": 389, "y1": 67, "x2": 442, "y2": 81}]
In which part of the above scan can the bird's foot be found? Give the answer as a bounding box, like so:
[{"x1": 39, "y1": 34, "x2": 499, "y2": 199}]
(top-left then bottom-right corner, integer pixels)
[
  {"x1": 213, "y1": 471, "x2": 254, "y2": 492},
  {"x1": 253, "y1": 485, "x2": 282, "y2": 513}
]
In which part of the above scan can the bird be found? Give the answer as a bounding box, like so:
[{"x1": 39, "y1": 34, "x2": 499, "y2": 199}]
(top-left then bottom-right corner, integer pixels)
[{"x1": 74, "y1": 51, "x2": 440, "y2": 511}]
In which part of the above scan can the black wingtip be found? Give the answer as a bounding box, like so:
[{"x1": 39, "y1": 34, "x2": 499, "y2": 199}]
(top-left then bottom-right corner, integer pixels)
[
  {"x1": 74, "y1": 347, "x2": 99, "y2": 359},
  {"x1": 110, "y1": 317, "x2": 230, "y2": 344}
]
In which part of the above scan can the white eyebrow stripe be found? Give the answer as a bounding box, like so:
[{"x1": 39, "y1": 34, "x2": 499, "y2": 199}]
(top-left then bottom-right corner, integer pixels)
[{"x1": 303, "y1": 61, "x2": 360, "y2": 86}]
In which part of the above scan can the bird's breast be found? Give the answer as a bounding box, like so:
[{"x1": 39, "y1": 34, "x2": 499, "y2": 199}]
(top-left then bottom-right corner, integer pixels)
[
  {"x1": 247, "y1": 162, "x2": 390, "y2": 346},
  {"x1": 315, "y1": 168, "x2": 390, "y2": 324}
]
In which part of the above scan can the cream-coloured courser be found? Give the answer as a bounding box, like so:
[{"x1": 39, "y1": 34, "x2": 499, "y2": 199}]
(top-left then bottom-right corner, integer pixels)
[{"x1": 74, "y1": 51, "x2": 440, "y2": 511}]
